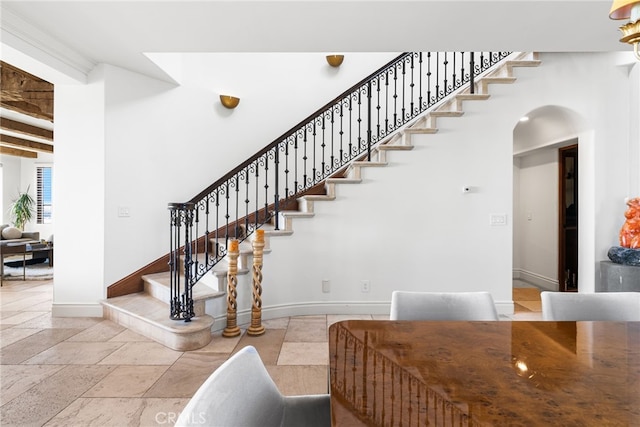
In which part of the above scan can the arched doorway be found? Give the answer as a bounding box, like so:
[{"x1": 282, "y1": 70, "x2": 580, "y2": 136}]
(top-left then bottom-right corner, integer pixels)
[{"x1": 513, "y1": 105, "x2": 589, "y2": 292}]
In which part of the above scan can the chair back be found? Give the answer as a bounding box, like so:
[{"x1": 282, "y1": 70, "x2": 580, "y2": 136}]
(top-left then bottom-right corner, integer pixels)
[
  {"x1": 175, "y1": 345, "x2": 284, "y2": 427},
  {"x1": 541, "y1": 291, "x2": 640, "y2": 321},
  {"x1": 389, "y1": 291, "x2": 499, "y2": 321}
]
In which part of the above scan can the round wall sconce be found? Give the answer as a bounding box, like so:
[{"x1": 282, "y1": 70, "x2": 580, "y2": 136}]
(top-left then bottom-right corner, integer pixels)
[
  {"x1": 326, "y1": 55, "x2": 344, "y2": 67},
  {"x1": 220, "y1": 95, "x2": 240, "y2": 109}
]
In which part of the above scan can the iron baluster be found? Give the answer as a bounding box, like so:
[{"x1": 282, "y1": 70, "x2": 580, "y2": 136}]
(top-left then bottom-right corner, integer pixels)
[
  {"x1": 192, "y1": 203, "x2": 200, "y2": 282},
  {"x1": 264, "y1": 153, "x2": 270, "y2": 229},
  {"x1": 470, "y1": 52, "x2": 475, "y2": 94},
  {"x1": 435, "y1": 52, "x2": 440, "y2": 102},
  {"x1": 294, "y1": 134, "x2": 299, "y2": 194},
  {"x1": 375, "y1": 74, "x2": 381, "y2": 141},
  {"x1": 224, "y1": 181, "x2": 230, "y2": 242},
  {"x1": 418, "y1": 52, "x2": 423, "y2": 110},
  {"x1": 321, "y1": 115, "x2": 326, "y2": 177},
  {"x1": 274, "y1": 146, "x2": 280, "y2": 230},
  {"x1": 303, "y1": 127, "x2": 308, "y2": 187},
  {"x1": 401, "y1": 59, "x2": 406, "y2": 125},
  {"x1": 385, "y1": 70, "x2": 390, "y2": 136},
  {"x1": 443, "y1": 52, "x2": 449, "y2": 97},
  {"x1": 427, "y1": 52, "x2": 432, "y2": 105},
  {"x1": 460, "y1": 52, "x2": 465, "y2": 89},
  {"x1": 367, "y1": 81, "x2": 372, "y2": 161},
  {"x1": 244, "y1": 168, "x2": 250, "y2": 244},
  {"x1": 452, "y1": 52, "x2": 457, "y2": 91},
  {"x1": 254, "y1": 160, "x2": 259, "y2": 230},
  {"x1": 330, "y1": 109, "x2": 335, "y2": 170},
  {"x1": 284, "y1": 138, "x2": 290, "y2": 198},
  {"x1": 234, "y1": 175, "x2": 240, "y2": 238},
  {"x1": 339, "y1": 101, "x2": 344, "y2": 164},
  {"x1": 357, "y1": 87, "x2": 363, "y2": 154},
  {"x1": 410, "y1": 54, "x2": 415, "y2": 118},
  {"x1": 204, "y1": 196, "x2": 210, "y2": 266},
  {"x1": 215, "y1": 188, "x2": 220, "y2": 259}
]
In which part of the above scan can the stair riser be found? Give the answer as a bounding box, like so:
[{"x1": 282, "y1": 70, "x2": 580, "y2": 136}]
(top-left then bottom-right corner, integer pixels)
[{"x1": 143, "y1": 280, "x2": 207, "y2": 316}]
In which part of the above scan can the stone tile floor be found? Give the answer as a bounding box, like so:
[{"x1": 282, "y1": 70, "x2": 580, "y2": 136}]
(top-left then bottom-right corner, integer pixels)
[{"x1": 1, "y1": 278, "x2": 542, "y2": 426}]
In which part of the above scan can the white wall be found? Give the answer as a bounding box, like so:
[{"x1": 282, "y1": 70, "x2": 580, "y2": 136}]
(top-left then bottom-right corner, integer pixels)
[
  {"x1": 513, "y1": 149, "x2": 558, "y2": 289},
  {"x1": 49, "y1": 51, "x2": 638, "y2": 318},
  {"x1": 1, "y1": 155, "x2": 20, "y2": 225},
  {"x1": 52, "y1": 65, "x2": 106, "y2": 316}
]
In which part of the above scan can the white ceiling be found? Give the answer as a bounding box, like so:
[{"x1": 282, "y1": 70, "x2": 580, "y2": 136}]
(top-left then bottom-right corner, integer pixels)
[{"x1": 0, "y1": 0, "x2": 630, "y2": 85}]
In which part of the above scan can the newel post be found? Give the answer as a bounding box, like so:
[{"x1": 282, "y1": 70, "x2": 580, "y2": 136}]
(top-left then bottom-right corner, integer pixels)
[{"x1": 168, "y1": 202, "x2": 196, "y2": 322}]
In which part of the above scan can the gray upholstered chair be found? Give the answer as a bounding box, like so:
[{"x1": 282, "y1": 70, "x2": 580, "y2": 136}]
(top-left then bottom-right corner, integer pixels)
[
  {"x1": 175, "y1": 345, "x2": 330, "y2": 427},
  {"x1": 389, "y1": 291, "x2": 499, "y2": 321},
  {"x1": 541, "y1": 291, "x2": 640, "y2": 321}
]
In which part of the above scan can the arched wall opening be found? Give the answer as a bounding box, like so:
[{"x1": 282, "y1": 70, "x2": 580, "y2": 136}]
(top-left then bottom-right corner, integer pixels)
[{"x1": 513, "y1": 105, "x2": 594, "y2": 292}]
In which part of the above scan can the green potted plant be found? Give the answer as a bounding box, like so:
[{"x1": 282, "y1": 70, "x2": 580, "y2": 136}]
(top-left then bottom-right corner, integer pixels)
[{"x1": 9, "y1": 186, "x2": 35, "y2": 230}]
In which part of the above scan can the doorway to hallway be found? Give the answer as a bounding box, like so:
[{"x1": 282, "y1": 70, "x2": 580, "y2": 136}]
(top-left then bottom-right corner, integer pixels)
[{"x1": 558, "y1": 144, "x2": 578, "y2": 291}]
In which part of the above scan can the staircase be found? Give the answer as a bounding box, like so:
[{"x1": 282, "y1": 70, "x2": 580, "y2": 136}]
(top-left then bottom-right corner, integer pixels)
[{"x1": 102, "y1": 52, "x2": 541, "y2": 350}]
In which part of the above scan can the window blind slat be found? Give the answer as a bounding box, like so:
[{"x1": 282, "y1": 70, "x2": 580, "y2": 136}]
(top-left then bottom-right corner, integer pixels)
[{"x1": 37, "y1": 166, "x2": 52, "y2": 224}]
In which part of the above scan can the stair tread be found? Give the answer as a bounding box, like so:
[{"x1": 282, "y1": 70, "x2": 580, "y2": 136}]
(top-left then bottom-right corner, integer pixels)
[
  {"x1": 404, "y1": 127, "x2": 438, "y2": 134},
  {"x1": 280, "y1": 210, "x2": 314, "y2": 217},
  {"x1": 352, "y1": 161, "x2": 387, "y2": 167},
  {"x1": 378, "y1": 144, "x2": 414, "y2": 151},
  {"x1": 326, "y1": 177, "x2": 362, "y2": 184},
  {"x1": 508, "y1": 60, "x2": 542, "y2": 67},
  {"x1": 481, "y1": 76, "x2": 517, "y2": 83},
  {"x1": 456, "y1": 93, "x2": 490, "y2": 100},
  {"x1": 429, "y1": 111, "x2": 464, "y2": 117},
  {"x1": 300, "y1": 194, "x2": 335, "y2": 200},
  {"x1": 103, "y1": 293, "x2": 214, "y2": 333}
]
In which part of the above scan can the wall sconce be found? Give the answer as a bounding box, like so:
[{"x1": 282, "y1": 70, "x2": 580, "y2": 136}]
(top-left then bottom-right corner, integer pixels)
[
  {"x1": 610, "y1": 0, "x2": 640, "y2": 60},
  {"x1": 326, "y1": 55, "x2": 344, "y2": 67},
  {"x1": 220, "y1": 95, "x2": 240, "y2": 109}
]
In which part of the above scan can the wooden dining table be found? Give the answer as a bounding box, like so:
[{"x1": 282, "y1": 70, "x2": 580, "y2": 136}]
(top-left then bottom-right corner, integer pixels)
[{"x1": 329, "y1": 320, "x2": 640, "y2": 426}]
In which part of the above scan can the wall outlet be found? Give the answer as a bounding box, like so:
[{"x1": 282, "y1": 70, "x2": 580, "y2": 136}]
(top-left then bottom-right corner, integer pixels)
[
  {"x1": 490, "y1": 213, "x2": 507, "y2": 226},
  {"x1": 322, "y1": 279, "x2": 330, "y2": 293},
  {"x1": 361, "y1": 280, "x2": 371, "y2": 293}
]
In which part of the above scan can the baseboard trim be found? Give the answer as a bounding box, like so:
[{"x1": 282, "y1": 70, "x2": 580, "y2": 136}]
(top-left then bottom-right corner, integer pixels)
[
  {"x1": 513, "y1": 269, "x2": 557, "y2": 291},
  {"x1": 211, "y1": 301, "x2": 391, "y2": 332},
  {"x1": 210, "y1": 300, "x2": 515, "y2": 332},
  {"x1": 52, "y1": 303, "x2": 104, "y2": 318}
]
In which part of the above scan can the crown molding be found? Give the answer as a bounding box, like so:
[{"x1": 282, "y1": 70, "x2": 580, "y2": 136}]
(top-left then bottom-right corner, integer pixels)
[{"x1": 1, "y1": 5, "x2": 94, "y2": 84}]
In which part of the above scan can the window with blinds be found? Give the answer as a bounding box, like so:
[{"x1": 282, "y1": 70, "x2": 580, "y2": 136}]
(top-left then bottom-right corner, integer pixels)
[{"x1": 37, "y1": 166, "x2": 52, "y2": 224}]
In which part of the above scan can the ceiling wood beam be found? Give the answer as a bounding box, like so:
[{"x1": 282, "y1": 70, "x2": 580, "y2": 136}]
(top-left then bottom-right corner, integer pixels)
[
  {"x1": 1, "y1": 101, "x2": 53, "y2": 122},
  {"x1": 0, "y1": 146, "x2": 38, "y2": 158},
  {"x1": 0, "y1": 61, "x2": 54, "y2": 122},
  {"x1": 0, "y1": 134, "x2": 53, "y2": 153},
  {"x1": 0, "y1": 117, "x2": 53, "y2": 141}
]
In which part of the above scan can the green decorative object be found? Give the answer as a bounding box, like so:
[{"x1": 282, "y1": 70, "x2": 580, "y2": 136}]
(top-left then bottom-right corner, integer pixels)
[{"x1": 9, "y1": 186, "x2": 35, "y2": 230}]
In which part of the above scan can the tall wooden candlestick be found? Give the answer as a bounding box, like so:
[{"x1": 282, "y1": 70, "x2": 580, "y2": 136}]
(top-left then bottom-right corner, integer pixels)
[
  {"x1": 247, "y1": 229, "x2": 266, "y2": 336},
  {"x1": 222, "y1": 239, "x2": 241, "y2": 337}
]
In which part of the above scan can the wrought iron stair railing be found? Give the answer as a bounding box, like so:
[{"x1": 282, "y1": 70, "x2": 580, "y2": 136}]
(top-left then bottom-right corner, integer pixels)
[{"x1": 168, "y1": 51, "x2": 511, "y2": 321}]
